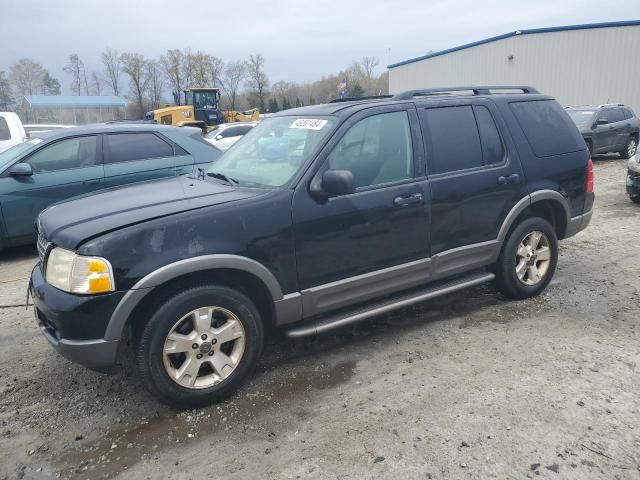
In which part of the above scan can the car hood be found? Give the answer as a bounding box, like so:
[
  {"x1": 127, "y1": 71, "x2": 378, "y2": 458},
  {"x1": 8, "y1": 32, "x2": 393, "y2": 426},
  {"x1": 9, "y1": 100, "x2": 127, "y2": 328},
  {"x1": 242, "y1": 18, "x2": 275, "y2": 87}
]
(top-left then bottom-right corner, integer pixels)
[{"x1": 38, "y1": 176, "x2": 264, "y2": 250}]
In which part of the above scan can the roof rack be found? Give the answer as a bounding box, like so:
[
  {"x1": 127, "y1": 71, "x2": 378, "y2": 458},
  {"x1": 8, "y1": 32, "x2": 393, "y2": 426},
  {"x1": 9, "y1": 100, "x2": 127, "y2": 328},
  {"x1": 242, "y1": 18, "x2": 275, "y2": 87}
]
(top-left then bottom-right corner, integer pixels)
[
  {"x1": 328, "y1": 95, "x2": 393, "y2": 103},
  {"x1": 392, "y1": 86, "x2": 539, "y2": 100},
  {"x1": 597, "y1": 103, "x2": 625, "y2": 108}
]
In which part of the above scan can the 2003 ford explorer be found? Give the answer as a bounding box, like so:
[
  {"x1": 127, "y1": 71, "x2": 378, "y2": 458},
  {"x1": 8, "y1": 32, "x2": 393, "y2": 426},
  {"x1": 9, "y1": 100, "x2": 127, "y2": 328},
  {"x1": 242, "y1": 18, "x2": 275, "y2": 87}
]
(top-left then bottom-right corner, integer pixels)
[{"x1": 30, "y1": 86, "x2": 594, "y2": 409}]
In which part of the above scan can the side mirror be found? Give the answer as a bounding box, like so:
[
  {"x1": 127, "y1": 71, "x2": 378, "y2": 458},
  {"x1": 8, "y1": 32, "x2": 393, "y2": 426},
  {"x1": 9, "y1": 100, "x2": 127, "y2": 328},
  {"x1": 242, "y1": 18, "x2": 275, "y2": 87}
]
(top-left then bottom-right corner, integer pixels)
[
  {"x1": 9, "y1": 163, "x2": 33, "y2": 177},
  {"x1": 215, "y1": 135, "x2": 223, "y2": 141},
  {"x1": 311, "y1": 170, "x2": 355, "y2": 199},
  {"x1": 596, "y1": 118, "x2": 609, "y2": 126}
]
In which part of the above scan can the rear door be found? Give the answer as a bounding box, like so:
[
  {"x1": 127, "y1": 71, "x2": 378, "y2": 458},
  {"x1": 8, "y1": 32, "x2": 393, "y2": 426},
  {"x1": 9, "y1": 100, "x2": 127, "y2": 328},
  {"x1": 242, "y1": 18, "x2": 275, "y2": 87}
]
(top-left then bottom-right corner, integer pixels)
[
  {"x1": 592, "y1": 108, "x2": 616, "y2": 152},
  {"x1": 608, "y1": 108, "x2": 627, "y2": 150},
  {"x1": 417, "y1": 98, "x2": 525, "y2": 257},
  {"x1": 0, "y1": 134, "x2": 103, "y2": 239},
  {"x1": 102, "y1": 132, "x2": 177, "y2": 188}
]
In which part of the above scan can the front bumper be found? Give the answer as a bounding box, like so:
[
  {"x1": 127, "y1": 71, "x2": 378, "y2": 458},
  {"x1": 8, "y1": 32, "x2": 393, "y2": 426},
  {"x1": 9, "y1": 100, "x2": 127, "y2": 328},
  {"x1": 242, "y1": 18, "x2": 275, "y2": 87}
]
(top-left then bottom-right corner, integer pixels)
[
  {"x1": 626, "y1": 170, "x2": 640, "y2": 198},
  {"x1": 30, "y1": 264, "x2": 125, "y2": 371}
]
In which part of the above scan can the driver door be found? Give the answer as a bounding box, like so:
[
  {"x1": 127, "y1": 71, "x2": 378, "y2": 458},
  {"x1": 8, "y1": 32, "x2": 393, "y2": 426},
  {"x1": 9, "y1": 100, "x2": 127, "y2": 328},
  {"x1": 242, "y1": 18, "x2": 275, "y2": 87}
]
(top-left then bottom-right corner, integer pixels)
[
  {"x1": 0, "y1": 135, "x2": 104, "y2": 239},
  {"x1": 291, "y1": 106, "x2": 431, "y2": 317}
]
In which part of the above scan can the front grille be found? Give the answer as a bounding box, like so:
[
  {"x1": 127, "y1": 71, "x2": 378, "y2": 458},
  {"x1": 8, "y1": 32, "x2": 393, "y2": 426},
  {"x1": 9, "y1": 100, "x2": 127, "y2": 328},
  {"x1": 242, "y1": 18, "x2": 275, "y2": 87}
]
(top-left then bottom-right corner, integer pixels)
[{"x1": 36, "y1": 232, "x2": 51, "y2": 266}]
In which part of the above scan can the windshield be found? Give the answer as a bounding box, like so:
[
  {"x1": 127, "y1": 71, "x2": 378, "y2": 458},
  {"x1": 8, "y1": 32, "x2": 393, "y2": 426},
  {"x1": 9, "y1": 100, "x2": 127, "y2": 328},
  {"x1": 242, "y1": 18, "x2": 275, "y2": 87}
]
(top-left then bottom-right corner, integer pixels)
[
  {"x1": 204, "y1": 125, "x2": 223, "y2": 139},
  {"x1": 566, "y1": 109, "x2": 595, "y2": 126},
  {"x1": 0, "y1": 138, "x2": 43, "y2": 170},
  {"x1": 206, "y1": 116, "x2": 336, "y2": 187}
]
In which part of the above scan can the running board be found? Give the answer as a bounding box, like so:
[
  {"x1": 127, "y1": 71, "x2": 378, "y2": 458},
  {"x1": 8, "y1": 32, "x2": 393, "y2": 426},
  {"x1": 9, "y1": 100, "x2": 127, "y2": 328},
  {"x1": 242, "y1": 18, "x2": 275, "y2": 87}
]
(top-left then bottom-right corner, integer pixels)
[{"x1": 285, "y1": 272, "x2": 495, "y2": 338}]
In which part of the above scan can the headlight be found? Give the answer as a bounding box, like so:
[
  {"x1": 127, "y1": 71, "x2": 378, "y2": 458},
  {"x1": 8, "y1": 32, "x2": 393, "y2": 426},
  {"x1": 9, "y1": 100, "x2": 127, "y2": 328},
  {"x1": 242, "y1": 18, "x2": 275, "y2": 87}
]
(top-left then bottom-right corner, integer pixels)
[
  {"x1": 629, "y1": 154, "x2": 640, "y2": 173},
  {"x1": 45, "y1": 248, "x2": 115, "y2": 294}
]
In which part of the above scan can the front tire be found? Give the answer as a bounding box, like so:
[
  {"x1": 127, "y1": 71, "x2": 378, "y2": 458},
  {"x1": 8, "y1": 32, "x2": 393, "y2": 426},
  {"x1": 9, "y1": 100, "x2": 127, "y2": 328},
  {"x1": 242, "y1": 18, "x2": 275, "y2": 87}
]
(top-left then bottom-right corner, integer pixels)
[
  {"x1": 621, "y1": 137, "x2": 638, "y2": 159},
  {"x1": 135, "y1": 284, "x2": 263, "y2": 409},
  {"x1": 495, "y1": 217, "x2": 558, "y2": 300}
]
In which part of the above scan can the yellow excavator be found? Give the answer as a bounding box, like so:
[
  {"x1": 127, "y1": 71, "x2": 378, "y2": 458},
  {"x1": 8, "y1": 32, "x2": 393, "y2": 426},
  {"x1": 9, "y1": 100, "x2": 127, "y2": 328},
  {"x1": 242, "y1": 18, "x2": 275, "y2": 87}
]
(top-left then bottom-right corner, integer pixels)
[{"x1": 145, "y1": 87, "x2": 259, "y2": 133}]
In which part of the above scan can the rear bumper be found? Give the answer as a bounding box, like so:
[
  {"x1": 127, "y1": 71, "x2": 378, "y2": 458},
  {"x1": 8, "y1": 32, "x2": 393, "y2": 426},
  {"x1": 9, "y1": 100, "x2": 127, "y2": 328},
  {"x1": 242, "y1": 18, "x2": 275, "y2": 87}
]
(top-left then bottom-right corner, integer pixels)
[{"x1": 565, "y1": 209, "x2": 593, "y2": 238}]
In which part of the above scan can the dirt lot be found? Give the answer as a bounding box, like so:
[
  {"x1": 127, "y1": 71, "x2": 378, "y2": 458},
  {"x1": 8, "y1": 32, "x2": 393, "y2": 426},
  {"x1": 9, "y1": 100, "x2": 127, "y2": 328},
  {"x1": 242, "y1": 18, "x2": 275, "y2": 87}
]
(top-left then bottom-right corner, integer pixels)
[{"x1": 0, "y1": 158, "x2": 639, "y2": 480}]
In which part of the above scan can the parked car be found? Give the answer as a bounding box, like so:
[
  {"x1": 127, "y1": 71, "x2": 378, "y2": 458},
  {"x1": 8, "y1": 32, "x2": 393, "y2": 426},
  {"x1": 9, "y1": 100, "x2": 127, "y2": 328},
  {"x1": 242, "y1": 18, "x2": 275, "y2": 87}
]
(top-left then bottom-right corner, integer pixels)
[
  {"x1": 23, "y1": 124, "x2": 75, "y2": 137},
  {"x1": 30, "y1": 86, "x2": 593, "y2": 408},
  {"x1": 626, "y1": 150, "x2": 640, "y2": 203},
  {"x1": 0, "y1": 124, "x2": 221, "y2": 252},
  {"x1": 203, "y1": 122, "x2": 257, "y2": 151},
  {"x1": 0, "y1": 112, "x2": 27, "y2": 154},
  {"x1": 565, "y1": 104, "x2": 639, "y2": 158}
]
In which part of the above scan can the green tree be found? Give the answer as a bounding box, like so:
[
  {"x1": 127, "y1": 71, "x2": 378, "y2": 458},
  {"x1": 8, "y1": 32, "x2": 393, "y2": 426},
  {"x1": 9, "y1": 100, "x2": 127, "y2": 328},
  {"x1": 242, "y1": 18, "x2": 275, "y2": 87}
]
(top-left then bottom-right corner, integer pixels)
[
  {"x1": 348, "y1": 82, "x2": 365, "y2": 97},
  {"x1": 268, "y1": 97, "x2": 279, "y2": 113},
  {"x1": 42, "y1": 73, "x2": 61, "y2": 95},
  {"x1": 0, "y1": 71, "x2": 13, "y2": 110},
  {"x1": 281, "y1": 97, "x2": 291, "y2": 110}
]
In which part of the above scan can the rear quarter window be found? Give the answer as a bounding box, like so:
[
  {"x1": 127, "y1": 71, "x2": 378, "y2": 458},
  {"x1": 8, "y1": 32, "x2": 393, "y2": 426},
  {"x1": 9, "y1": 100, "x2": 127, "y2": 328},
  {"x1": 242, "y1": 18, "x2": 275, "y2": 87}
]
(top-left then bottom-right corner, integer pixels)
[
  {"x1": 510, "y1": 100, "x2": 583, "y2": 157},
  {"x1": 0, "y1": 117, "x2": 11, "y2": 141}
]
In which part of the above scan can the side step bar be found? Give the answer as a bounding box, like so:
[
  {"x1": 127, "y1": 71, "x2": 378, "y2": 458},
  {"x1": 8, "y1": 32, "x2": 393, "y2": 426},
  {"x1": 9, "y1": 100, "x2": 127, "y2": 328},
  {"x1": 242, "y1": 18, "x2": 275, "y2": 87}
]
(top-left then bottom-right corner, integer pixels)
[{"x1": 285, "y1": 272, "x2": 494, "y2": 338}]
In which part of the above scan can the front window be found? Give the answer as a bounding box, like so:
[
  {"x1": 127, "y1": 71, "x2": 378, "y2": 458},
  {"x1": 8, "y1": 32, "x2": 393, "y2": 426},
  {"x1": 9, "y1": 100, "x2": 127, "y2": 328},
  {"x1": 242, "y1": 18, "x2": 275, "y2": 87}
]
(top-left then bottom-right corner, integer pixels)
[
  {"x1": 206, "y1": 116, "x2": 336, "y2": 187},
  {"x1": 566, "y1": 109, "x2": 595, "y2": 126}
]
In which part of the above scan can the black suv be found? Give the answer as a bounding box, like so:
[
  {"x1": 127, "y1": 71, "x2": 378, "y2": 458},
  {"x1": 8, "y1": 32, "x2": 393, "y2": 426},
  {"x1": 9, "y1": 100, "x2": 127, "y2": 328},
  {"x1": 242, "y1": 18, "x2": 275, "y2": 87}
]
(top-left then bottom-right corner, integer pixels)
[
  {"x1": 30, "y1": 86, "x2": 594, "y2": 408},
  {"x1": 565, "y1": 104, "x2": 639, "y2": 158}
]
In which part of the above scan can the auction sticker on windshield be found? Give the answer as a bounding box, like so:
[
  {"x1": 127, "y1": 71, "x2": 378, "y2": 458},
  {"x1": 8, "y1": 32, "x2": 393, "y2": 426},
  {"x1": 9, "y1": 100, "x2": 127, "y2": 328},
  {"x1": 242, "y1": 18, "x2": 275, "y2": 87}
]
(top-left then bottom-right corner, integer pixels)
[{"x1": 290, "y1": 118, "x2": 328, "y2": 130}]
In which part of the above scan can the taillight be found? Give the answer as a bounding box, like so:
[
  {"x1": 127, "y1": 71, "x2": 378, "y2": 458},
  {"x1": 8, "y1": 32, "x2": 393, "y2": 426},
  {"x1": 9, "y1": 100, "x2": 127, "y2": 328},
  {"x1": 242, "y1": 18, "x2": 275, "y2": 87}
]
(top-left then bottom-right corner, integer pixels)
[{"x1": 586, "y1": 159, "x2": 594, "y2": 193}]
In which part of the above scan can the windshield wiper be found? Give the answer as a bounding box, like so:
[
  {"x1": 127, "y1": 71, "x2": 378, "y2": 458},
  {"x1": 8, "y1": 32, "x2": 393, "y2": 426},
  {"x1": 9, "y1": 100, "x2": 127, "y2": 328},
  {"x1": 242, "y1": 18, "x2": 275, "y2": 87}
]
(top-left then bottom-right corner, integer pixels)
[{"x1": 206, "y1": 171, "x2": 239, "y2": 185}]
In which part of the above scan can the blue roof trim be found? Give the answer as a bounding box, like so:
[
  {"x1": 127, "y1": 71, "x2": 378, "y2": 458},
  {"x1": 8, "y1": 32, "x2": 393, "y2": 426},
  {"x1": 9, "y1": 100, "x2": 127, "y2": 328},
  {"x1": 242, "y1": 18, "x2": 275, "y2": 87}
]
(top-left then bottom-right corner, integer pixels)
[
  {"x1": 388, "y1": 20, "x2": 640, "y2": 69},
  {"x1": 24, "y1": 95, "x2": 127, "y2": 109}
]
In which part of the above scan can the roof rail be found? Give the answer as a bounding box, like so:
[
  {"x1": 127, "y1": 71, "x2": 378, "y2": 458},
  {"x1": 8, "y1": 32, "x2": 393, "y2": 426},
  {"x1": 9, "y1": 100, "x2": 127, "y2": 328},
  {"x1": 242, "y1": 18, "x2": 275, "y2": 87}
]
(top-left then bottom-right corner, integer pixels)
[
  {"x1": 597, "y1": 103, "x2": 625, "y2": 108},
  {"x1": 328, "y1": 95, "x2": 393, "y2": 103},
  {"x1": 392, "y1": 86, "x2": 539, "y2": 100}
]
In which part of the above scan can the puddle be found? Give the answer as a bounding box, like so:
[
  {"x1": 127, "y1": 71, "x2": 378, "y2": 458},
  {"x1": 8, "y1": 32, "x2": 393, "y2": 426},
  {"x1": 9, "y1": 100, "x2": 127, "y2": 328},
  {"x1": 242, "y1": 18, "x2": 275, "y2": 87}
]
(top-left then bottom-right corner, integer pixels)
[{"x1": 55, "y1": 359, "x2": 356, "y2": 479}]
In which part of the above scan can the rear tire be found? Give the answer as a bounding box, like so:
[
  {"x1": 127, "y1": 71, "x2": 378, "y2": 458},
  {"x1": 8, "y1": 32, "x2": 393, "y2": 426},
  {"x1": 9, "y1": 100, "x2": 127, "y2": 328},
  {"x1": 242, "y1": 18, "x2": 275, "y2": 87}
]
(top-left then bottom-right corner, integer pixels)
[
  {"x1": 631, "y1": 195, "x2": 640, "y2": 204},
  {"x1": 135, "y1": 284, "x2": 263, "y2": 409},
  {"x1": 621, "y1": 137, "x2": 638, "y2": 159},
  {"x1": 495, "y1": 217, "x2": 558, "y2": 300}
]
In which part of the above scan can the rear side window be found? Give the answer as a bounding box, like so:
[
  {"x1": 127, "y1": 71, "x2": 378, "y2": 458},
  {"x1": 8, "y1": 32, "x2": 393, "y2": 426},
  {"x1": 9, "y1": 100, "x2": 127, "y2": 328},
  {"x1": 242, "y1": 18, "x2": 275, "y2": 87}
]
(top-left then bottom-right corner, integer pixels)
[
  {"x1": 510, "y1": 100, "x2": 583, "y2": 157},
  {"x1": 608, "y1": 108, "x2": 625, "y2": 123},
  {"x1": 0, "y1": 117, "x2": 10, "y2": 141},
  {"x1": 421, "y1": 106, "x2": 482, "y2": 174},
  {"x1": 623, "y1": 108, "x2": 635, "y2": 120},
  {"x1": 474, "y1": 106, "x2": 504, "y2": 166},
  {"x1": 104, "y1": 133, "x2": 174, "y2": 164}
]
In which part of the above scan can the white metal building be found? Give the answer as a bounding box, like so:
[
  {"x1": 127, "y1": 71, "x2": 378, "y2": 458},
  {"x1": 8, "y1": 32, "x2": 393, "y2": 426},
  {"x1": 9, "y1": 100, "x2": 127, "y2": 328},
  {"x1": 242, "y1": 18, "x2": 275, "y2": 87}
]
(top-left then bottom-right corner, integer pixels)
[{"x1": 388, "y1": 21, "x2": 640, "y2": 112}]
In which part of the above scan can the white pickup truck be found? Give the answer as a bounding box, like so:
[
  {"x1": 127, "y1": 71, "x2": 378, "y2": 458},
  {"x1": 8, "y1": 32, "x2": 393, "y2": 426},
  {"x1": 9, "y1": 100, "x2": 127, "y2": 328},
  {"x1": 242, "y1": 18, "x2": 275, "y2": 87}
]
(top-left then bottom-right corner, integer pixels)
[{"x1": 0, "y1": 112, "x2": 27, "y2": 154}]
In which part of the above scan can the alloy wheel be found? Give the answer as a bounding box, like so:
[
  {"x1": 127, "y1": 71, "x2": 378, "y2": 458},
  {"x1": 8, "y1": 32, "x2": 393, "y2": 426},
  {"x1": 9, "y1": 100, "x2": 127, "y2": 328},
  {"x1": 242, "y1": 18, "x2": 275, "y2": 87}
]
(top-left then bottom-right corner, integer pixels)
[
  {"x1": 628, "y1": 139, "x2": 638, "y2": 158},
  {"x1": 515, "y1": 231, "x2": 552, "y2": 286},
  {"x1": 162, "y1": 306, "x2": 246, "y2": 389}
]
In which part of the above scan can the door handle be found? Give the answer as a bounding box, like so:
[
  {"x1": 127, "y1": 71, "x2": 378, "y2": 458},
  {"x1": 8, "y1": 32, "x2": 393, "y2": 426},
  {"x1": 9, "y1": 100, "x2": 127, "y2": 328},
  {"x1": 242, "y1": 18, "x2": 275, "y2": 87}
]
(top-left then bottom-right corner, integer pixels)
[
  {"x1": 393, "y1": 192, "x2": 424, "y2": 207},
  {"x1": 497, "y1": 174, "x2": 520, "y2": 185},
  {"x1": 83, "y1": 179, "x2": 101, "y2": 186}
]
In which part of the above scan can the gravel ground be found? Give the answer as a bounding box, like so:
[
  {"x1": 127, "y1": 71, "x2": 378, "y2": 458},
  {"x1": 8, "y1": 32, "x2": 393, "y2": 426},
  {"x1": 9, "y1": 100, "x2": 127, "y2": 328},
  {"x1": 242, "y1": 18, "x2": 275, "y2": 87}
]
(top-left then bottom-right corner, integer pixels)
[{"x1": 0, "y1": 157, "x2": 639, "y2": 480}]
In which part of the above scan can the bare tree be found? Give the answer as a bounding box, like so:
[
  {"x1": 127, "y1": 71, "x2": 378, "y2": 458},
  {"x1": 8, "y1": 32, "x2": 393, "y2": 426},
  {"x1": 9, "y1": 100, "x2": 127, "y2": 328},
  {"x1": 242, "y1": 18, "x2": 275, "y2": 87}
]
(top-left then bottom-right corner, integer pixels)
[
  {"x1": 10, "y1": 58, "x2": 47, "y2": 96},
  {"x1": 63, "y1": 54, "x2": 87, "y2": 95},
  {"x1": 121, "y1": 53, "x2": 150, "y2": 118},
  {"x1": 221, "y1": 61, "x2": 246, "y2": 111},
  {"x1": 360, "y1": 56, "x2": 380, "y2": 88},
  {"x1": 182, "y1": 49, "x2": 195, "y2": 89},
  {"x1": 191, "y1": 52, "x2": 211, "y2": 87},
  {"x1": 146, "y1": 60, "x2": 164, "y2": 110},
  {"x1": 245, "y1": 54, "x2": 269, "y2": 112},
  {"x1": 208, "y1": 56, "x2": 224, "y2": 86},
  {"x1": 91, "y1": 72, "x2": 102, "y2": 95},
  {"x1": 101, "y1": 48, "x2": 121, "y2": 96},
  {"x1": 159, "y1": 49, "x2": 184, "y2": 105}
]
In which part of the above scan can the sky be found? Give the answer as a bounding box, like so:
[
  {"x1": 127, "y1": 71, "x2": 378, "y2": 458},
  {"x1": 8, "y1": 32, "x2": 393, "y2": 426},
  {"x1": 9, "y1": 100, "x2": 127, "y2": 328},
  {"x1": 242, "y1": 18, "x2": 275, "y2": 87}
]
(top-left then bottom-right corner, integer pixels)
[{"x1": 0, "y1": 0, "x2": 637, "y2": 91}]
